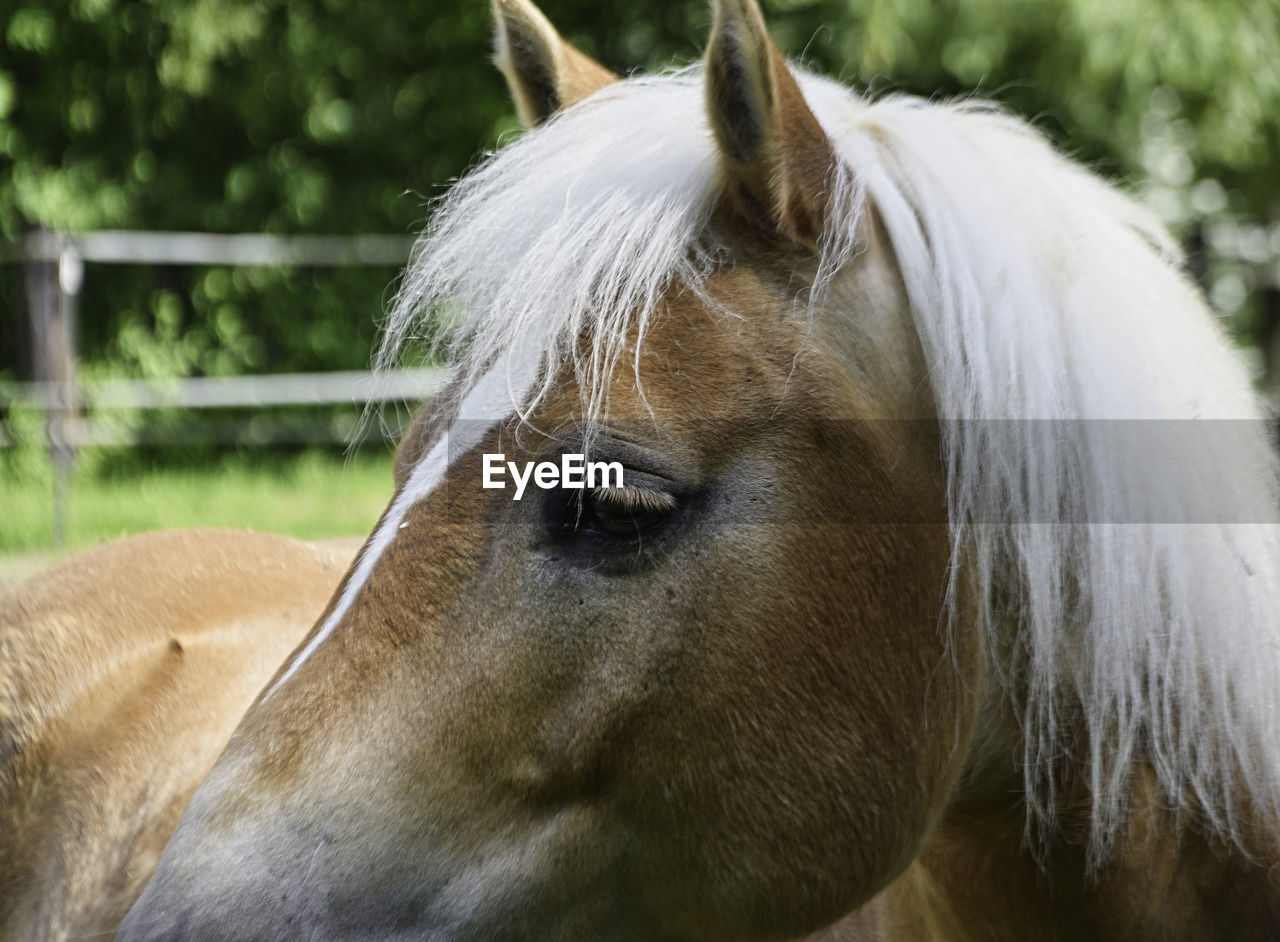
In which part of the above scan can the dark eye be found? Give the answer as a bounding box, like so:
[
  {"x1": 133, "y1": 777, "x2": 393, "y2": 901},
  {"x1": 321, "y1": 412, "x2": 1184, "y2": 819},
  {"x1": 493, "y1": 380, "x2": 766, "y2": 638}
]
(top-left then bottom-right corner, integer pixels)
[{"x1": 546, "y1": 485, "x2": 679, "y2": 547}]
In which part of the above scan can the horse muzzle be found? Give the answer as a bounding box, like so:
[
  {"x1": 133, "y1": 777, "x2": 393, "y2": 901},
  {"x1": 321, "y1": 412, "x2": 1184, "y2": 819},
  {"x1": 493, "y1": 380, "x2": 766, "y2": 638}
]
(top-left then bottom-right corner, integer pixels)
[{"x1": 115, "y1": 782, "x2": 646, "y2": 942}]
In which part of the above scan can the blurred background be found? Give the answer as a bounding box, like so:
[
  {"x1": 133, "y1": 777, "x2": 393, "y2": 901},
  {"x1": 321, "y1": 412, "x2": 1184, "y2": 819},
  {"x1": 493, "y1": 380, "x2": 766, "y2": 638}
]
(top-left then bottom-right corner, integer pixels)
[{"x1": 2, "y1": 0, "x2": 1279, "y2": 572}]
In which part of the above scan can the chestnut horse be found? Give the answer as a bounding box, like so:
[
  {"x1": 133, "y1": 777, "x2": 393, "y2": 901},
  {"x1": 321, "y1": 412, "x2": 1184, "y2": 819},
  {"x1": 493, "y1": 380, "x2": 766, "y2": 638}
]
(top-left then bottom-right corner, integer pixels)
[{"x1": 6, "y1": 0, "x2": 1280, "y2": 938}]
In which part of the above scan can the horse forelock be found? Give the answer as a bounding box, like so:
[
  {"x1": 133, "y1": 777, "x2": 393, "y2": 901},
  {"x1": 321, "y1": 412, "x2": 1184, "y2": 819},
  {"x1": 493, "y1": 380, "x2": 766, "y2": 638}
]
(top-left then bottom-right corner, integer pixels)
[{"x1": 360, "y1": 63, "x2": 1280, "y2": 858}]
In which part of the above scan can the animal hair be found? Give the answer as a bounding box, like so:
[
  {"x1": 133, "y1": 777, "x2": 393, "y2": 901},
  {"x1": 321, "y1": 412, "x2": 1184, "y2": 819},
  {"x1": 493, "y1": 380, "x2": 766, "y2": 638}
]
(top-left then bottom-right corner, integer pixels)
[
  {"x1": 382, "y1": 65, "x2": 1280, "y2": 862},
  {"x1": 380, "y1": 71, "x2": 723, "y2": 432}
]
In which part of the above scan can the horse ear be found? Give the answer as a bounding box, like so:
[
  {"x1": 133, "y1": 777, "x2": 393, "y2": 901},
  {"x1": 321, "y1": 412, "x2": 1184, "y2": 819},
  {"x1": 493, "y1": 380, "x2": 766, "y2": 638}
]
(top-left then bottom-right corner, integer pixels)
[
  {"x1": 491, "y1": 0, "x2": 618, "y2": 128},
  {"x1": 705, "y1": 0, "x2": 835, "y2": 250}
]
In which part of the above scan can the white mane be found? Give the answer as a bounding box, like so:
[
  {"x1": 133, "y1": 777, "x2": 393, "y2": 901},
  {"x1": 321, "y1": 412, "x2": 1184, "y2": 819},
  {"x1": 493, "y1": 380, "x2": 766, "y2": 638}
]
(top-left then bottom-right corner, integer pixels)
[{"x1": 383, "y1": 66, "x2": 1280, "y2": 858}]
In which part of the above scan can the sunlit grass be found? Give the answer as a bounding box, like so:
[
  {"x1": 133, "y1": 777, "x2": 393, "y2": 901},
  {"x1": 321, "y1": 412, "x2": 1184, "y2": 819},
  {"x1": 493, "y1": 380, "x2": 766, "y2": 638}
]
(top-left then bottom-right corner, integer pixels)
[{"x1": 0, "y1": 449, "x2": 394, "y2": 558}]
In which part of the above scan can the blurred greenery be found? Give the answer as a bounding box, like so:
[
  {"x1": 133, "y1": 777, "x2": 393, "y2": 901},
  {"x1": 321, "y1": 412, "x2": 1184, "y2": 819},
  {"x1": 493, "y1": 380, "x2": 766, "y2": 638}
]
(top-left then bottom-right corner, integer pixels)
[{"x1": 0, "y1": 0, "x2": 1278, "y2": 401}]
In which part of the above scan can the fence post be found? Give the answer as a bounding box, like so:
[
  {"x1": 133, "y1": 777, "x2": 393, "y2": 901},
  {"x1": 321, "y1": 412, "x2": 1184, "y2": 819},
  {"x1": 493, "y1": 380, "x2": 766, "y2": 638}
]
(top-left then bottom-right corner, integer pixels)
[
  {"x1": 1261, "y1": 283, "x2": 1280, "y2": 409},
  {"x1": 24, "y1": 228, "x2": 81, "y2": 548}
]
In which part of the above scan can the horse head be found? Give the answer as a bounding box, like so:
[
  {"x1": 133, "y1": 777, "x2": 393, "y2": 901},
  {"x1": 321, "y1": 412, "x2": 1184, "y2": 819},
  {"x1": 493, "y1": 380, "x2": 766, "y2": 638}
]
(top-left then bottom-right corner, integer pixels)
[{"x1": 118, "y1": 0, "x2": 1280, "y2": 938}]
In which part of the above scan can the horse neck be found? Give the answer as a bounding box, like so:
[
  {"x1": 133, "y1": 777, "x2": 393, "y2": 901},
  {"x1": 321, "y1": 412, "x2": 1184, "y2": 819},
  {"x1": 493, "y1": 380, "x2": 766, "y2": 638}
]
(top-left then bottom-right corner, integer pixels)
[
  {"x1": 802, "y1": 183, "x2": 1280, "y2": 940},
  {"x1": 793, "y1": 760, "x2": 1280, "y2": 941},
  {"x1": 861, "y1": 770, "x2": 1280, "y2": 942},
  {"x1": 850, "y1": 652, "x2": 1280, "y2": 942},
  {"x1": 783, "y1": 569, "x2": 1272, "y2": 942}
]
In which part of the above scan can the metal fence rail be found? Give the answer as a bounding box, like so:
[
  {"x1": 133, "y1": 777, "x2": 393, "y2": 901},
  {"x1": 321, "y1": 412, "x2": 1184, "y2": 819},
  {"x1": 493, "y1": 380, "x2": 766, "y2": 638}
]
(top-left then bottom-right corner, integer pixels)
[
  {"x1": 2, "y1": 229, "x2": 415, "y2": 267},
  {"x1": 5, "y1": 367, "x2": 447, "y2": 412},
  {"x1": 0, "y1": 367, "x2": 450, "y2": 449}
]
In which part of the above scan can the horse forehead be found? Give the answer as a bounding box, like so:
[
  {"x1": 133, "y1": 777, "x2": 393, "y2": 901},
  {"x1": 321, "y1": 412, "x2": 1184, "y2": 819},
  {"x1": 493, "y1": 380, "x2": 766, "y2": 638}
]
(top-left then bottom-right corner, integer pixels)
[
  {"x1": 615, "y1": 268, "x2": 813, "y2": 409},
  {"x1": 621, "y1": 257, "x2": 920, "y2": 430}
]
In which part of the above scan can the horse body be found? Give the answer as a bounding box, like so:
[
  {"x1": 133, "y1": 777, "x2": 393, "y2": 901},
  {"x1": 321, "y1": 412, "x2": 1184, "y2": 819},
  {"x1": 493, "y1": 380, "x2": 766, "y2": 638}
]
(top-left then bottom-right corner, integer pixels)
[
  {"x1": 6, "y1": 0, "x2": 1280, "y2": 938},
  {"x1": 0, "y1": 531, "x2": 354, "y2": 940}
]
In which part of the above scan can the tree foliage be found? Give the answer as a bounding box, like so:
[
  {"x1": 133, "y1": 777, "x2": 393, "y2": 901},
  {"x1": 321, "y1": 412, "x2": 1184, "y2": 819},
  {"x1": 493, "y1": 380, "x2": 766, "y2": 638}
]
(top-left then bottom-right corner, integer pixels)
[{"x1": 1, "y1": 0, "x2": 1277, "y2": 381}]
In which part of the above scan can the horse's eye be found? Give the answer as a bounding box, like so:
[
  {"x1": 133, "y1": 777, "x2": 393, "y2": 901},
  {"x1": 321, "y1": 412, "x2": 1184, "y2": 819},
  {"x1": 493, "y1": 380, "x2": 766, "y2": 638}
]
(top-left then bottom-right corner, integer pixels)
[
  {"x1": 583, "y1": 487, "x2": 677, "y2": 538},
  {"x1": 548, "y1": 485, "x2": 679, "y2": 546}
]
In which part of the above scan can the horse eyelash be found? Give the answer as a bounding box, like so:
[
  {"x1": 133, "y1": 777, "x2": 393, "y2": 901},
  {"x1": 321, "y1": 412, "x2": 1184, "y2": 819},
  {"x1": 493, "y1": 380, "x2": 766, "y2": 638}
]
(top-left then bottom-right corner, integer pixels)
[{"x1": 591, "y1": 485, "x2": 679, "y2": 513}]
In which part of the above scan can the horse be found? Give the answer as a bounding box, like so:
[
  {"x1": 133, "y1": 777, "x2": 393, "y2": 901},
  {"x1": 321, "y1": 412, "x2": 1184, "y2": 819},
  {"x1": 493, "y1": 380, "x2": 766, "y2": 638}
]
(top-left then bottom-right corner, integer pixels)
[{"x1": 5, "y1": 0, "x2": 1280, "y2": 937}]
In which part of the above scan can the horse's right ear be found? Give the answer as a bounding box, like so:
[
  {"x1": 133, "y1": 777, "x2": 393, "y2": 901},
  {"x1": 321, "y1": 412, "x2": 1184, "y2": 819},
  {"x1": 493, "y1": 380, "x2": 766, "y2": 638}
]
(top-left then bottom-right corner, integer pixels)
[
  {"x1": 705, "y1": 0, "x2": 835, "y2": 251},
  {"x1": 491, "y1": 0, "x2": 617, "y2": 128}
]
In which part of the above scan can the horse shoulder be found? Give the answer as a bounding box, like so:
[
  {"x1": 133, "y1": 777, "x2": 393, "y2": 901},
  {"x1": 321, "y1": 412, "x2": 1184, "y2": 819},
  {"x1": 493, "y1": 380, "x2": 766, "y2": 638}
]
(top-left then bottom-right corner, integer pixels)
[{"x1": 0, "y1": 529, "x2": 354, "y2": 940}]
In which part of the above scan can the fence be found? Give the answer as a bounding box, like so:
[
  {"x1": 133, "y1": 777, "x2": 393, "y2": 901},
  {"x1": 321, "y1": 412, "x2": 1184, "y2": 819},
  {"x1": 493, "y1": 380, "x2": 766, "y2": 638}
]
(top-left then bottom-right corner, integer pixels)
[{"x1": 2, "y1": 228, "x2": 446, "y2": 546}]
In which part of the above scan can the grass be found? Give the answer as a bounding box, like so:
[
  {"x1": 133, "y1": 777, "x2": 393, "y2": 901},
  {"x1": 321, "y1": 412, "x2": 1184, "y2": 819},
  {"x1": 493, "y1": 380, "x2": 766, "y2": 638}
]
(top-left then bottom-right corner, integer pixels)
[{"x1": 1, "y1": 449, "x2": 395, "y2": 559}]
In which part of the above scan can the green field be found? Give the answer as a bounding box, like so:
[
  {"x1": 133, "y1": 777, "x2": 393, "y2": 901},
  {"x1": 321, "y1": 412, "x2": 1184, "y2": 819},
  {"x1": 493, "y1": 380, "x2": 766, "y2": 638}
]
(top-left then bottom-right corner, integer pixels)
[{"x1": 0, "y1": 449, "x2": 395, "y2": 562}]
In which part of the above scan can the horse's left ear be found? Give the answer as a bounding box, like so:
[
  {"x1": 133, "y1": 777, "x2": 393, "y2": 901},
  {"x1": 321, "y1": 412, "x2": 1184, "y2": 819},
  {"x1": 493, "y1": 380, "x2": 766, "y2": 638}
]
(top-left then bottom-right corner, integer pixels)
[
  {"x1": 705, "y1": 0, "x2": 835, "y2": 251},
  {"x1": 491, "y1": 0, "x2": 618, "y2": 128}
]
